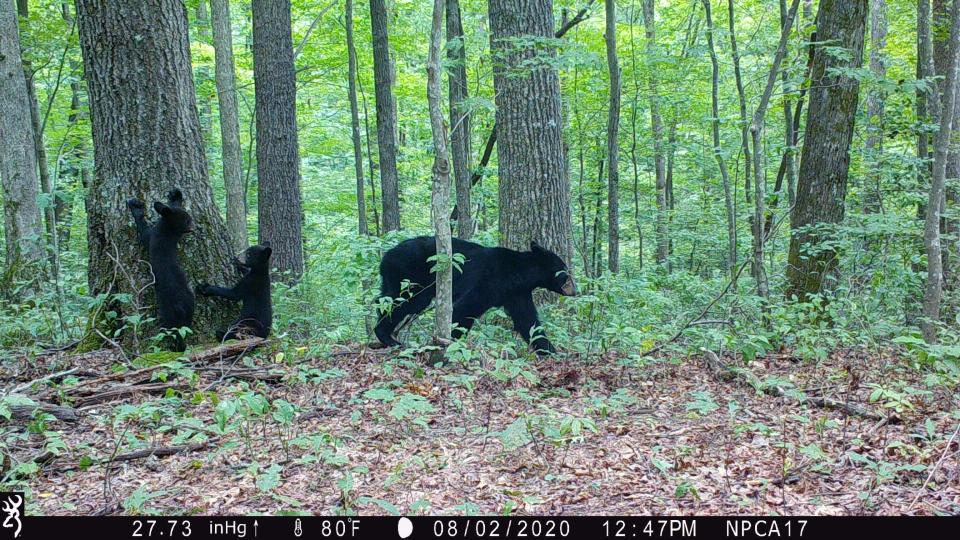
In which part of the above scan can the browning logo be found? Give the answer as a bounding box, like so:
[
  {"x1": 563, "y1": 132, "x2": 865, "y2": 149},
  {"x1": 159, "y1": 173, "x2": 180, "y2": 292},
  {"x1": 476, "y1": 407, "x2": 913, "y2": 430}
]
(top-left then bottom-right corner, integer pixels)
[{"x1": 0, "y1": 493, "x2": 22, "y2": 539}]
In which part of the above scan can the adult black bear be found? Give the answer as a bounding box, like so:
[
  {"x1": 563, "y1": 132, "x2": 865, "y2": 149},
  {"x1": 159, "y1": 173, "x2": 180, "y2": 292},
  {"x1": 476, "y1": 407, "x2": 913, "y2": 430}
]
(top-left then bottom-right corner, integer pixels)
[
  {"x1": 127, "y1": 189, "x2": 195, "y2": 352},
  {"x1": 375, "y1": 236, "x2": 576, "y2": 355},
  {"x1": 196, "y1": 243, "x2": 273, "y2": 340}
]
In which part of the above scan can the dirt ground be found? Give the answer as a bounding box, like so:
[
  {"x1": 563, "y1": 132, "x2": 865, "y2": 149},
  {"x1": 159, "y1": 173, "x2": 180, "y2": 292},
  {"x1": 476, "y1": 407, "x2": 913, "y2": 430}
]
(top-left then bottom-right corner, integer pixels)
[{"x1": 3, "y1": 342, "x2": 959, "y2": 516}]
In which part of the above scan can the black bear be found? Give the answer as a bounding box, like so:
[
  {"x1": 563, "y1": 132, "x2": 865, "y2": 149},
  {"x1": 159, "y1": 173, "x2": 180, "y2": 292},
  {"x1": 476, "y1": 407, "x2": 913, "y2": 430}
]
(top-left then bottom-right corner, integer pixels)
[
  {"x1": 196, "y1": 243, "x2": 273, "y2": 340},
  {"x1": 127, "y1": 189, "x2": 195, "y2": 352},
  {"x1": 375, "y1": 236, "x2": 576, "y2": 355}
]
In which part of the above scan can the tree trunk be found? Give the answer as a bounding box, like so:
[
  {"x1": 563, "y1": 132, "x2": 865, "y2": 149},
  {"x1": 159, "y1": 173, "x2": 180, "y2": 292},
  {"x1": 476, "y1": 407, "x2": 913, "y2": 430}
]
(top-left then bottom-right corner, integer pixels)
[
  {"x1": 863, "y1": 0, "x2": 887, "y2": 213},
  {"x1": 24, "y1": 66, "x2": 58, "y2": 272},
  {"x1": 446, "y1": 0, "x2": 473, "y2": 240},
  {"x1": 488, "y1": 0, "x2": 573, "y2": 263},
  {"x1": 75, "y1": 0, "x2": 236, "y2": 336},
  {"x1": 933, "y1": 0, "x2": 959, "y2": 289},
  {"x1": 642, "y1": 0, "x2": 668, "y2": 268},
  {"x1": 252, "y1": 0, "x2": 304, "y2": 279},
  {"x1": 345, "y1": 0, "x2": 367, "y2": 236},
  {"x1": 786, "y1": 0, "x2": 868, "y2": 301},
  {"x1": 728, "y1": 0, "x2": 752, "y2": 205},
  {"x1": 428, "y1": 0, "x2": 453, "y2": 342},
  {"x1": 210, "y1": 0, "x2": 248, "y2": 253},
  {"x1": 0, "y1": 0, "x2": 43, "y2": 283},
  {"x1": 751, "y1": 0, "x2": 799, "y2": 300},
  {"x1": 922, "y1": 0, "x2": 960, "y2": 342},
  {"x1": 779, "y1": 0, "x2": 797, "y2": 209},
  {"x1": 369, "y1": 0, "x2": 401, "y2": 232},
  {"x1": 702, "y1": 0, "x2": 736, "y2": 284},
  {"x1": 605, "y1": 0, "x2": 620, "y2": 273}
]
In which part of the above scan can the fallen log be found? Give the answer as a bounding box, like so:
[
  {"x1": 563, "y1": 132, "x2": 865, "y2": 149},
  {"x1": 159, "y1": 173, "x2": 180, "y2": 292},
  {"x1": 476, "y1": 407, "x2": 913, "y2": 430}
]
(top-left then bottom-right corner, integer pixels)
[
  {"x1": 5, "y1": 400, "x2": 78, "y2": 422},
  {"x1": 74, "y1": 382, "x2": 187, "y2": 408},
  {"x1": 702, "y1": 349, "x2": 886, "y2": 421}
]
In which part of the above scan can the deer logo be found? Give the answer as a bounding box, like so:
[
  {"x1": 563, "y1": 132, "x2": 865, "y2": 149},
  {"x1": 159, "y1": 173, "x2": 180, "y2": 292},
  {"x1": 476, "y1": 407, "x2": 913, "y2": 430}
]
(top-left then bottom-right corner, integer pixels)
[{"x1": 1, "y1": 495, "x2": 21, "y2": 538}]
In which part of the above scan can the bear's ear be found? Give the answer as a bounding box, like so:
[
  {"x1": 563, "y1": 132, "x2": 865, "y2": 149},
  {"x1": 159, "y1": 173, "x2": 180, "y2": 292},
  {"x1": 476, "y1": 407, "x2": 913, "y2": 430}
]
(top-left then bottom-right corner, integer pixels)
[
  {"x1": 261, "y1": 241, "x2": 271, "y2": 249},
  {"x1": 261, "y1": 246, "x2": 273, "y2": 259},
  {"x1": 530, "y1": 240, "x2": 544, "y2": 253},
  {"x1": 167, "y1": 189, "x2": 184, "y2": 207},
  {"x1": 153, "y1": 201, "x2": 172, "y2": 217}
]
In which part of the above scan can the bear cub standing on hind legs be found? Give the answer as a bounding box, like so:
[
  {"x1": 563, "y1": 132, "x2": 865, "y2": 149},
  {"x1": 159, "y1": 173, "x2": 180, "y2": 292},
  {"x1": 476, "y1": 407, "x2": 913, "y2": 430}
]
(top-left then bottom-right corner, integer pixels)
[
  {"x1": 196, "y1": 243, "x2": 273, "y2": 340},
  {"x1": 375, "y1": 236, "x2": 577, "y2": 356},
  {"x1": 127, "y1": 189, "x2": 195, "y2": 352}
]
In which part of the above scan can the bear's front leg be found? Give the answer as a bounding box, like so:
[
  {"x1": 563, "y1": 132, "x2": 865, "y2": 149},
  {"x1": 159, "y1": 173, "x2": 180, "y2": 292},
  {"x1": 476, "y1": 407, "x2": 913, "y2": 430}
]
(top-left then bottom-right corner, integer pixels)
[
  {"x1": 127, "y1": 198, "x2": 150, "y2": 247},
  {"x1": 504, "y1": 295, "x2": 556, "y2": 356}
]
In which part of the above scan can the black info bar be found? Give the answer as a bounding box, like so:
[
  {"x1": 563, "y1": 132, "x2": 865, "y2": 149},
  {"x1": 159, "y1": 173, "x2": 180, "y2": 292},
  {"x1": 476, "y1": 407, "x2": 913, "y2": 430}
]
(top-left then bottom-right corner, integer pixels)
[{"x1": 2, "y1": 516, "x2": 957, "y2": 539}]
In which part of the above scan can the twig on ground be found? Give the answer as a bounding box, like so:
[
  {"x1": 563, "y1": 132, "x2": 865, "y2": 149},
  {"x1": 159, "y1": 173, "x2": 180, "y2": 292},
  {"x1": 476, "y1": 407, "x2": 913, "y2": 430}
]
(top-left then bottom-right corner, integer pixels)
[{"x1": 907, "y1": 422, "x2": 960, "y2": 512}]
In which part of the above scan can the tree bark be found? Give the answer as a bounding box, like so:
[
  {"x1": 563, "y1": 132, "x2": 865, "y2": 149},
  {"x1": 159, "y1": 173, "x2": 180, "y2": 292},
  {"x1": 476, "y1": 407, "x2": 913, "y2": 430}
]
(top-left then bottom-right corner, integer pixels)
[
  {"x1": 75, "y1": 0, "x2": 236, "y2": 336},
  {"x1": 251, "y1": 0, "x2": 304, "y2": 279},
  {"x1": 605, "y1": 0, "x2": 620, "y2": 273},
  {"x1": 922, "y1": 0, "x2": 960, "y2": 342},
  {"x1": 751, "y1": 0, "x2": 799, "y2": 299},
  {"x1": 863, "y1": 0, "x2": 887, "y2": 213},
  {"x1": 0, "y1": 0, "x2": 43, "y2": 283},
  {"x1": 728, "y1": 0, "x2": 752, "y2": 205},
  {"x1": 933, "y1": 0, "x2": 959, "y2": 288},
  {"x1": 488, "y1": 0, "x2": 573, "y2": 263},
  {"x1": 642, "y1": 0, "x2": 668, "y2": 268},
  {"x1": 428, "y1": 0, "x2": 453, "y2": 342},
  {"x1": 210, "y1": 0, "x2": 248, "y2": 253},
  {"x1": 702, "y1": 0, "x2": 736, "y2": 284},
  {"x1": 369, "y1": 0, "x2": 401, "y2": 232},
  {"x1": 779, "y1": 0, "x2": 797, "y2": 209},
  {"x1": 446, "y1": 0, "x2": 473, "y2": 240},
  {"x1": 786, "y1": 0, "x2": 868, "y2": 301},
  {"x1": 346, "y1": 0, "x2": 367, "y2": 236}
]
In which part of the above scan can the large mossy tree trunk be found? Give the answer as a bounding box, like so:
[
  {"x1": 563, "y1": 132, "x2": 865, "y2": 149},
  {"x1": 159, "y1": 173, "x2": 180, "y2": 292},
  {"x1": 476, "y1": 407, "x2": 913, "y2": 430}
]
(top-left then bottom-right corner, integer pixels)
[
  {"x1": 0, "y1": 0, "x2": 45, "y2": 286},
  {"x1": 76, "y1": 0, "x2": 236, "y2": 339},
  {"x1": 786, "y1": 0, "x2": 867, "y2": 301},
  {"x1": 488, "y1": 0, "x2": 573, "y2": 264},
  {"x1": 252, "y1": 0, "x2": 304, "y2": 280}
]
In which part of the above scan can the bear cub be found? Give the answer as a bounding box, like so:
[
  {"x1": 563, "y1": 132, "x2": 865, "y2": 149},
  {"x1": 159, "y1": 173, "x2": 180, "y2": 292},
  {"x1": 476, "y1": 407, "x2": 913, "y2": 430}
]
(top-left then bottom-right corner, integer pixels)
[
  {"x1": 375, "y1": 236, "x2": 576, "y2": 356},
  {"x1": 127, "y1": 189, "x2": 195, "y2": 351},
  {"x1": 197, "y1": 243, "x2": 273, "y2": 340}
]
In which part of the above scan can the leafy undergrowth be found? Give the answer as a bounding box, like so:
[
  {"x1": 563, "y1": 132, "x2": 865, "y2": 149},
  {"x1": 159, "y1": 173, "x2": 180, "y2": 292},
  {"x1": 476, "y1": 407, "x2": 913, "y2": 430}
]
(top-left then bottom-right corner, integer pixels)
[{"x1": 2, "y1": 342, "x2": 958, "y2": 516}]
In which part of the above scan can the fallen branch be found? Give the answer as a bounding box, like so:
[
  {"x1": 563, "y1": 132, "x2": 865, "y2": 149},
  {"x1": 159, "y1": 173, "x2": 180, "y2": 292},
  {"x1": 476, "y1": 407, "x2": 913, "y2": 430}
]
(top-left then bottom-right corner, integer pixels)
[
  {"x1": 6, "y1": 367, "x2": 79, "y2": 396},
  {"x1": 74, "y1": 382, "x2": 187, "y2": 408},
  {"x1": 5, "y1": 401, "x2": 78, "y2": 422},
  {"x1": 190, "y1": 337, "x2": 267, "y2": 364},
  {"x1": 907, "y1": 422, "x2": 960, "y2": 512},
  {"x1": 108, "y1": 441, "x2": 211, "y2": 463},
  {"x1": 702, "y1": 349, "x2": 885, "y2": 421}
]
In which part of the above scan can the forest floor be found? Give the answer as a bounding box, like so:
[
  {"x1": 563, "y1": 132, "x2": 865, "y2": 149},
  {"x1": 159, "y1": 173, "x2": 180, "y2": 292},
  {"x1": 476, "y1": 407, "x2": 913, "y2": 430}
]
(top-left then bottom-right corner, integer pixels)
[{"x1": 3, "y1": 340, "x2": 959, "y2": 516}]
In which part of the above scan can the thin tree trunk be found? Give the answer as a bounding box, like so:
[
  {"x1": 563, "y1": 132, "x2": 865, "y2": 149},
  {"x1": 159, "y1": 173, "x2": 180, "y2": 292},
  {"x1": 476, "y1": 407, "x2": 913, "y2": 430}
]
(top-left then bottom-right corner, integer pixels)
[
  {"x1": 728, "y1": 0, "x2": 752, "y2": 205},
  {"x1": 642, "y1": 0, "x2": 669, "y2": 268},
  {"x1": 24, "y1": 67, "x2": 58, "y2": 272},
  {"x1": 489, "y1": 0, "x2": 573, "y2": 263},
  {"x1": 252, "y1": 0, "x2": 304, "y2": 279},
  {"x1": 628, "y1": 0, "x2": 642, "y2": 269},
  {"x1": 922, "y1": 0, "x2": 960, "y2": 342},
  {"x1": 786, "y1": 0, "x2": 868, "y2": 301},
  {"x1": 780, "y1": 0, "x2": 797, "y2": 209},
  {"x1": 210, "y1": 0, "x2": 248, "y2": 252},
  {"x1": 369, "y1": 0, "x2": 401, "y2": 232},
  {"x1": 933, "y1": 0, "x2": 959, "y2": 289},
  {"x1": 358, "y1": 73, "x2": 380, "y2": 236},
  {"x1": 702, "y1": 0, "x2": 736, "y2": 284},
  {"x1": 446, "y1": 0, "x2": 473, "y2": 239},
  {"x1": 605, "y1": 0, "x2": 620, "y2": 273},
  {"x1": 751, "y1": 0, "x2": 800, "y2": 299},
  {"x1": 0, "y1": 0, "x2": 43, "y2": 283},
  {"x1": 864, "y1": 0, "x2": 887, "y2": 213},
  {"x1": 345, "y1": 0, "x2": 367, "y2": 236},
  {"x1": 75, "y1": 0, "x2": 236, "y2": 336},
  {"x1": 428, "y1": 0, "x2": 453, "y2": 342}
]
